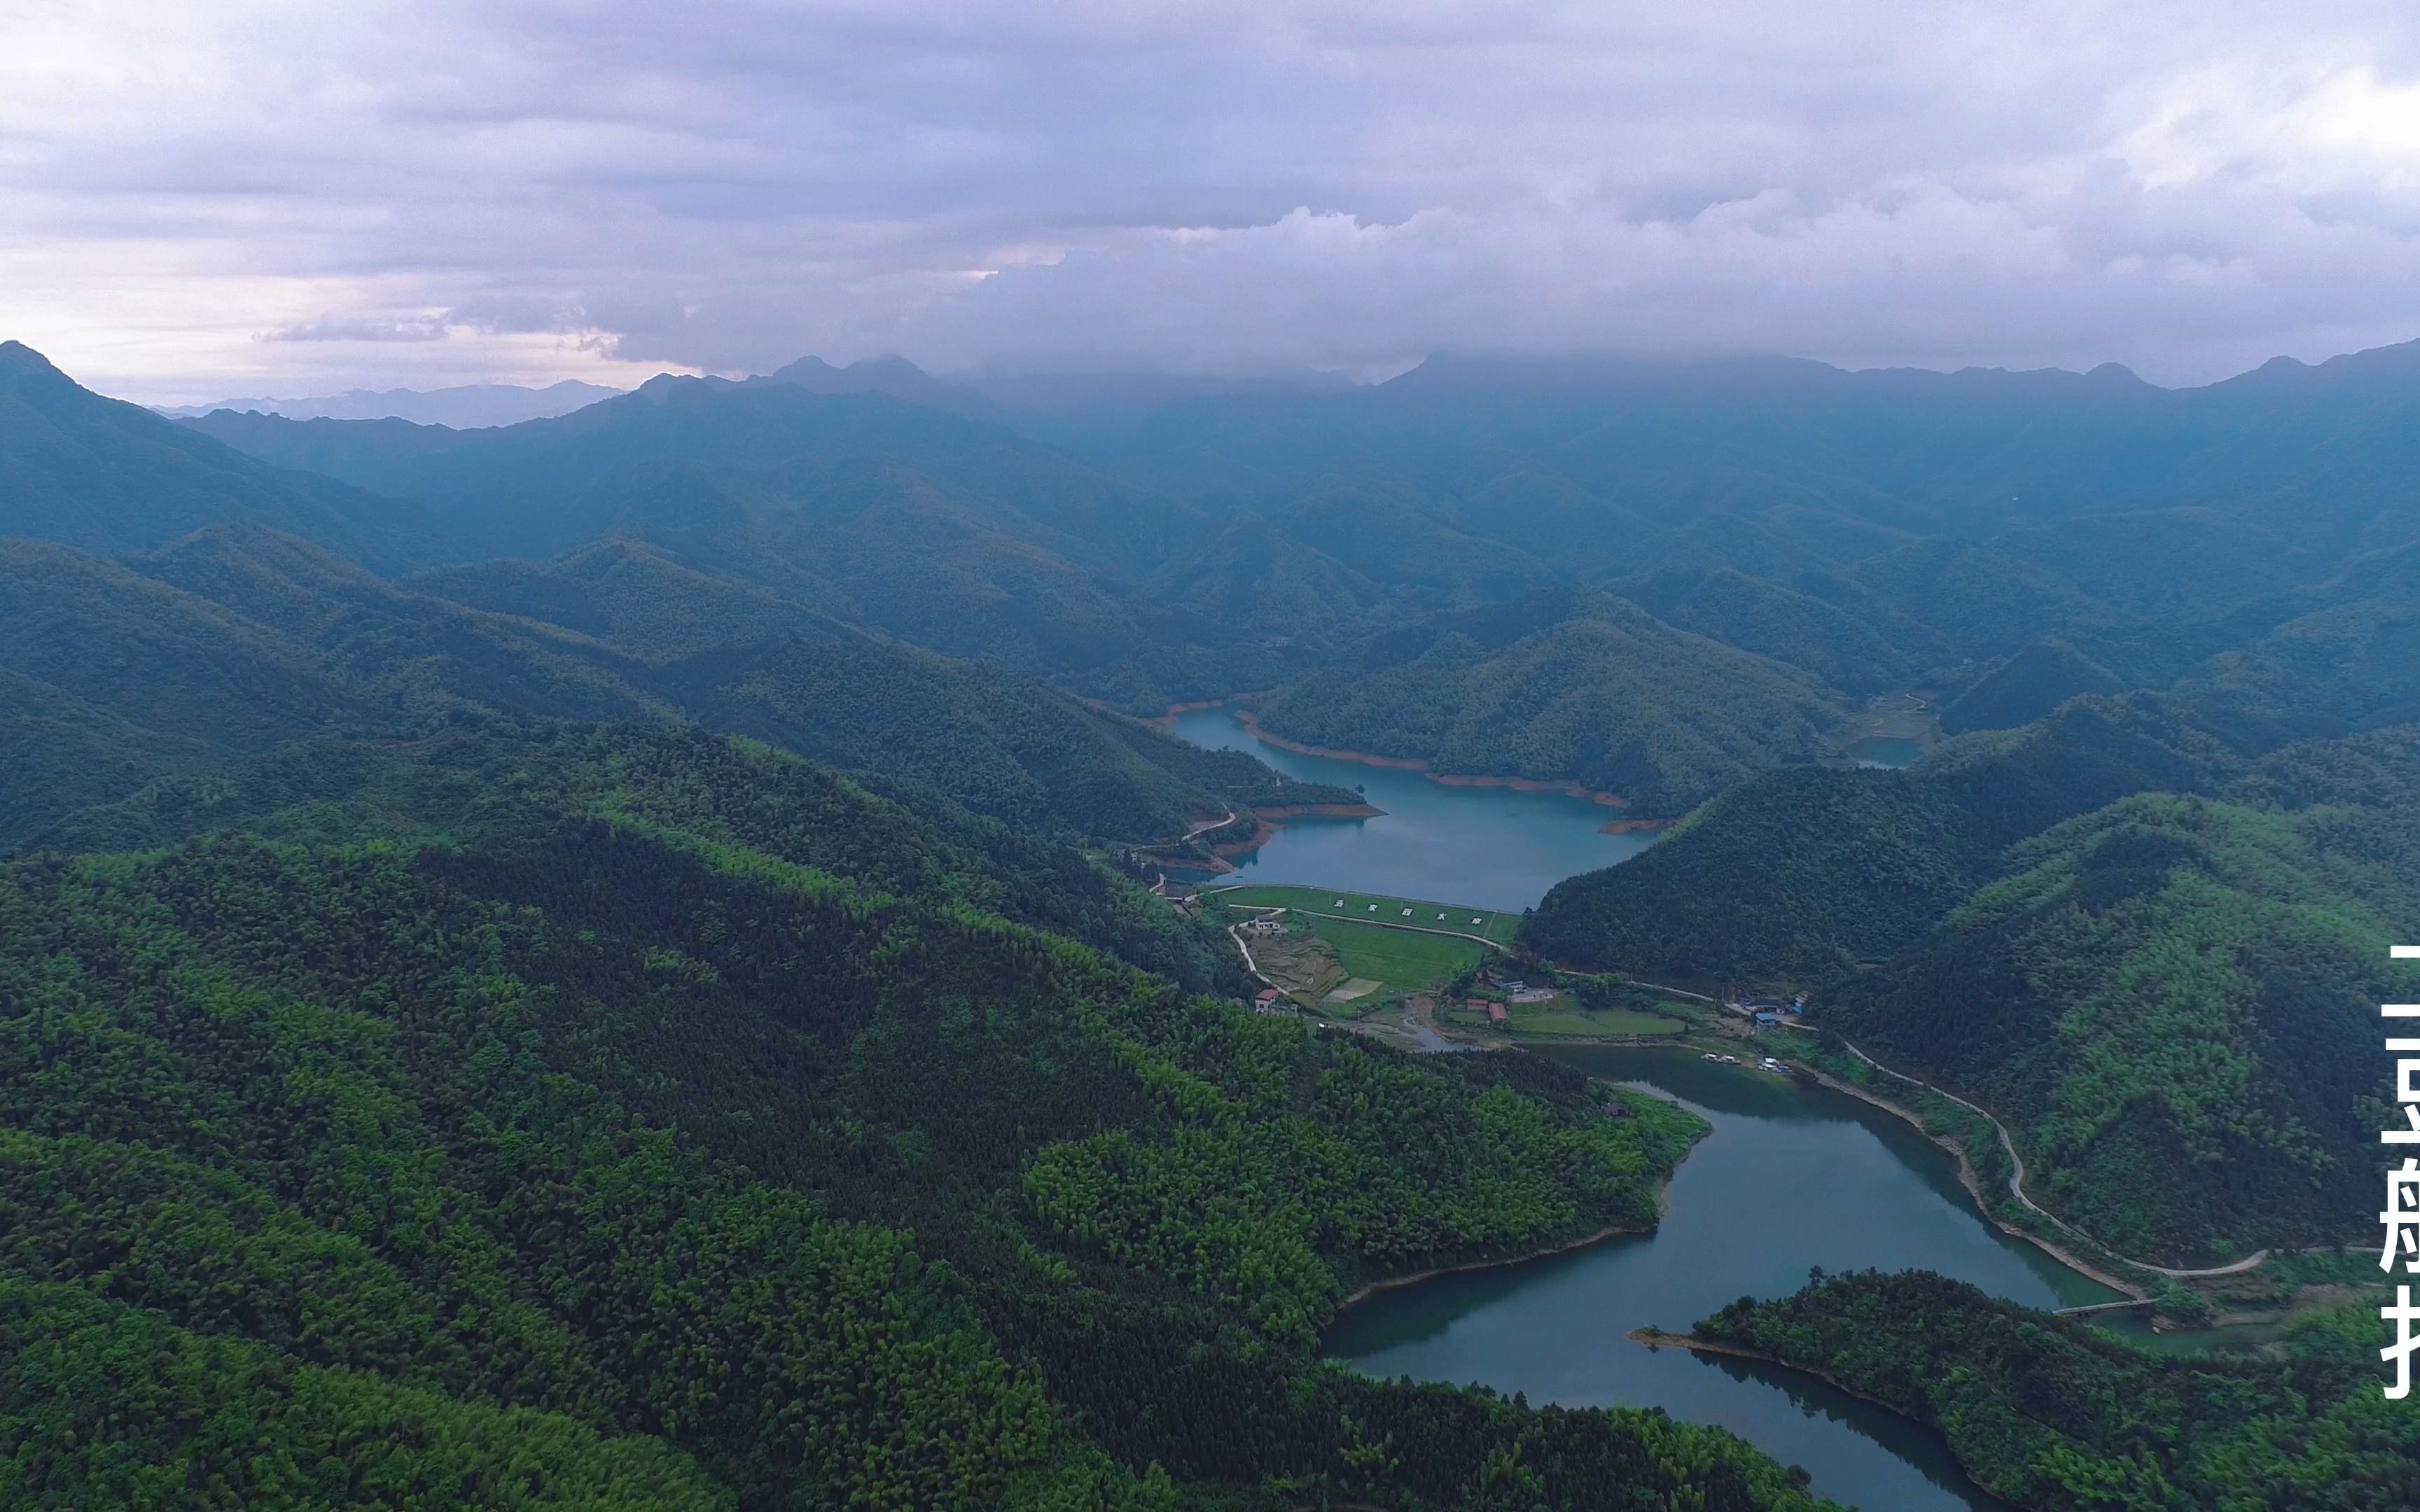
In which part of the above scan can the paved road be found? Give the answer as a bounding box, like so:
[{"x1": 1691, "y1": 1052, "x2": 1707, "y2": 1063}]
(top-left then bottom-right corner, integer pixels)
[
  {"x1": 1831, "y1": 1035, "x2": 2271, "y2": 1279},
  {"x1": 1181, "y1": 807, "x2": 1237, "y2": 842},
  {"x1": 1213, "y1": 888, "x2": 2290, "y2": 1284}
]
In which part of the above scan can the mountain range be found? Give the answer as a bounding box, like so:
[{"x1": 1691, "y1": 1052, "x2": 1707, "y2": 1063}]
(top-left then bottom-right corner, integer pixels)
[
  {"x1": 6, "y1": 328, "x2": 2420, "y2": 1507},
  {"x1": 155, "y1": 378, "x2": 624, "y2": 428}
]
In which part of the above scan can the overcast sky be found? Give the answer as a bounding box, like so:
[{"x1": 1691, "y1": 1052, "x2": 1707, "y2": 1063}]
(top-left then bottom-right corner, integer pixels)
[{"x1": 7, "y1": 1, "x2": 2420, "y2": 401}]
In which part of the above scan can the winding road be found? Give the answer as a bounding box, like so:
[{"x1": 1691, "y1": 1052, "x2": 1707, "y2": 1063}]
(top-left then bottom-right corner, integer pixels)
[
  {"x1": 1212, "y1": 892, "x2": 2290, "y2": 1283},
  {"x1": 1181, "y1": 807, "x2": 1238, "y2": 842},
  {"x1": 1830, "y1": 1035, "x2": 2272, "y2": 1280}
]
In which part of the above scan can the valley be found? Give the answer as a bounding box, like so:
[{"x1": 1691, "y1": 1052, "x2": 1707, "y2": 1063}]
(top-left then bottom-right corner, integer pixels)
[
  {"x1": 4, "y1": 333, "x2": 2416, "y2": 1511},
  {"x1": 1323, "y1": 1045, "x2": 2121, "y2": 1512},
  {"x1": 1150, "y1": 689, "x2": 2416, "y2": 1510}
]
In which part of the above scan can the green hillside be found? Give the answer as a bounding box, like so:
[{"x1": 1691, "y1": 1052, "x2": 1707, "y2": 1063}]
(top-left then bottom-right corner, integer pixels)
[
  {"x1": 0, "y1": 342, "x2": 440, "y2": 570},
  {"x1": 1606, "y1": 564, "x2": 1935, "y2": 694},
  {"x1": 0, "y1": 538, "x2": 361, "y2": 839},
  {"x1": 1520, "y1": 690, "x2": 2282, "y2": 983},
  {"x1": 408, "y1": 536, "x2": 861, "y2": 658},
  {"x1": 1522, "y1": 766, "x2": 1987, "y2": 979},
  {"x1": 1698, "y1": 1271, "x2": 2416, "y2": 1512},
  {"x1": 655, "y1": 634, "x2": 1349, "y2": 841},
  {"x1": 1821, "y1": 794, "x2": 2419, "y2": 1262},
  {"x1": 166, "y1": 344, "x2": 2420, "y2": 792},
  {"x1": 183, "y1": 381, "x2": 1201, "y2": 679},
  {"x1": 1938, "y1": 639, "x2": 2124, "y2": 734},
  {"x1": 0, "y1": 524, "x2": 1342, "y2": 850},
  {"x1": 33, "y1": 723, "x2": 1248, "y2": 995},
  {"x1": 1257, "y1": 589, "x2": 1844, "y2": 816},
  {"x1": 0, "y1": 725, "x2": 1835, "y2": 1511}
]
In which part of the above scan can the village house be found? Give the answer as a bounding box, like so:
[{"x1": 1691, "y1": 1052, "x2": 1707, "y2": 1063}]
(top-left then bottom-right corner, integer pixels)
[
  {"x1": 1253, "y1": 988, "x2": 1284, "y2": 1012},
  {"x1": 1244, "y1": 916, "x2": 1286, "y2": 937}
]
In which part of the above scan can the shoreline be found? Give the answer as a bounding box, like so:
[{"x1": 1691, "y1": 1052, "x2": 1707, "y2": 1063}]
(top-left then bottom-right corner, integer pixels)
[
  {"x1": 1201, "y1": 802, "x2": 1389, "y2": 862},
  {"x1": 1253, "y1": 801, "x2": 1386, "y2": 820},
  {"x1": 1167, "y1": 802, "x2": 1386, "y2": 870},
  {"x1": 1209, "y1": 820, "x2": 1277, "y2": 859},
  {"x1": 1626, "y1": 1330, "x2": 2017, "y2": 1508},
  {"x1": 1148, "y1": 696, "x2": 1258, "y2": 727},
  {"x1": 1330, "y1": 1219, "x2": 1651, "y2": 1316},
  {"x1": 1230, "y1": 708, "x2": 1639, "y2": 809},
  {"x1": 1520, "y1": 1038, "x2": 2141, "y2": 1299},
  {"x1": 1629, "y1": 1329, "x2": 1899, "y2": 1406},
  {"x1": 1159, "y1": 698, "x2": 1656, "y2": 813},
  {"x1": 1787, "y1": 1061, "x2": 2145, "y2": 1298},
  {"x1": 1330, "y1": 1138, "x2": 1697, "y2": 1321}
]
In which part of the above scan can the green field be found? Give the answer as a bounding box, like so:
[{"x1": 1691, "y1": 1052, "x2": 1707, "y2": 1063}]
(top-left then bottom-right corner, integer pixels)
[
  {"x1": 1291, "y1": 914, "x2": 1487, "y2": 997},
  {"x1": 1207, "y1": 884, "x2": 1521, "y2": 945},
  {"x1": 1504, "y1": 1007, "x2": 1688, "y2": 1039},
  {"x1": 1209, "y1": 884, "x2": 1510, "y2": 999}
]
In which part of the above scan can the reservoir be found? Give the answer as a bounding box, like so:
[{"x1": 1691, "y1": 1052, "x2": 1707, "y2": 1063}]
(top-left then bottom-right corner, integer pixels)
[
  {"x1": 1325, "y1": 1047, "x2": 2120, "y2": 1511},
  {"x1": 1844, "y1": 735, "x2": 1925, "y2": 768},
  {"x1": 1168, "y1": 708, "x2": 1654, "y2": 909},
  {"x1": 1178, "y1": 708, "x2": 2122, "y2": 1505}
]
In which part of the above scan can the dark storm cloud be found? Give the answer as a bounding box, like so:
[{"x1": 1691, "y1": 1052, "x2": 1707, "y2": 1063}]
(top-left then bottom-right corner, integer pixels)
[{"x1": 6, "y1": 0, "x2": 2420, "y2": 397}]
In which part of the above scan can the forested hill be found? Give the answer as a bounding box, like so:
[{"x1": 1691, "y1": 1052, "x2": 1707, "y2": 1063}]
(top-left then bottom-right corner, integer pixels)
[
  {"x1": 1697, "y1": 1272, "x2": 2418, "y2": 1512},
  {"x1": 1823, "y1": 794, "x2": 2420, "y2": 1264},
  {"x1": 32, "y1": 722, "x2": 1252, "y2": 996},
  {"x1": 1255, "y1": 588, "x2": 1844, "y2": 817},
  {"x1": 1523, "y1": 669, "x2": 2412, "y2": 983},
  {"x1": 0, "y1": 722, "x2": 1838, "y2": 1511},
  {"x1": 181, "y1": 377, "x2": 1227, "y2": 682},
  {"x1": 0, "y1": 522, "x2": 1351, "y2": 850},
  {"x1": 160, "y1": 338, "x2": 2420, "y2": 794},
  {"x1": 1524, "y1": 708, "x2": 2420, "y2": 1264},
  {"x1": 0, "y1": 342, "x2": 443, "y2": 571}
]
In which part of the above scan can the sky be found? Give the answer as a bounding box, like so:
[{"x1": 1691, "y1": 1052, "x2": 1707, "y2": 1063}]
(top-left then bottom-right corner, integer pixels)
[{"x1": 6, "y1": 0, "x2": 2420, "y2": 402}]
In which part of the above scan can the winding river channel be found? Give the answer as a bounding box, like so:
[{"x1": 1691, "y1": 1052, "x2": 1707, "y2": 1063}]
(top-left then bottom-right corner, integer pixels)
[
  {"x1": 1170, "y1": 711, "x2": 2125, "y2": 1510},
  {"x1": 1328, "y1": 1049, "x2": 2120, "y2": 1511}
]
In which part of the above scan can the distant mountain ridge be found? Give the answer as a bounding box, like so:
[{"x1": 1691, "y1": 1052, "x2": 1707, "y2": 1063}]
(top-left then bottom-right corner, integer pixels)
[
  {"x1": 12, "y1": 332, "x2": 2409, "y2": 805},
  {"x1": 0, "y1": 340, "x2": 448, "y2": 571},
  {"x1": 0, "y1": 519, "x2": 1352, "y2": 851},
  {"x1": 156, "y1": 378, "x2": 624, "y2": 428}
]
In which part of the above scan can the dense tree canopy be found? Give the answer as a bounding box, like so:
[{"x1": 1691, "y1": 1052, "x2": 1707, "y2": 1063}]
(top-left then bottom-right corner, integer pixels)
[
  {"x1": 1699, "y1": 1271, "x2": 2420, "y2": 1512},
  {"x1": 0, "y1": 725, "x2": 1836, "y2": 1510}
]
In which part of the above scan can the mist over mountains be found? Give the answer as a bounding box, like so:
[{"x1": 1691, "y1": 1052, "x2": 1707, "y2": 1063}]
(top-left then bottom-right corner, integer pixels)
[
  {"x1": 155, "y1": 378, "x2": 626, "y2": 428},
  {"x1": 6, "y1": 321, "x2": 2420, "y2": 1506}
]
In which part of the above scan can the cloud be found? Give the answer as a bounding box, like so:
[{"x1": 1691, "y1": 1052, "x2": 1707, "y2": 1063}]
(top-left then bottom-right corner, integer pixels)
[
  {"x1": 5, "y1": 1, "x2": 2419, "y2": 398},
  {"x1": 262, "y1": 317, "x2": 450, "y2": 343}
]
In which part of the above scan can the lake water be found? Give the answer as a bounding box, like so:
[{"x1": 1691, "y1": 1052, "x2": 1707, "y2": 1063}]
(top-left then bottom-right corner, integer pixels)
[
  {"x1": 1167, "y1": 708, "x2": 1654, "y2": 909},
  {"x1": 1845, "y1": 736, "x2": 1925, "y2": 769},
  {"x1": 1176, "y1": 708, "x2": 2122, "y2": 1505},
  {"x1": 1325, "y1": 1047, "x2": 2120, "y2": 1512}
]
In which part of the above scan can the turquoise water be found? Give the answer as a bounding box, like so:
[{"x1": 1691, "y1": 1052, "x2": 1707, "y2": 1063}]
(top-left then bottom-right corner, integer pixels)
[
  {"x1": 1168, "y1": 709, "x2": 1654, "y2": 909},
  {"x1": 1325, "y1": 1047, "x2": 2118, "y2": 1511}
]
